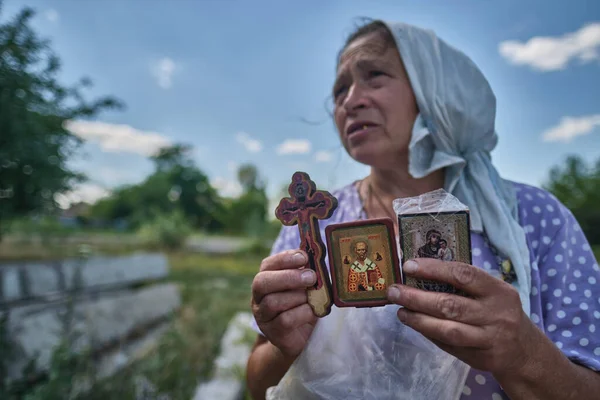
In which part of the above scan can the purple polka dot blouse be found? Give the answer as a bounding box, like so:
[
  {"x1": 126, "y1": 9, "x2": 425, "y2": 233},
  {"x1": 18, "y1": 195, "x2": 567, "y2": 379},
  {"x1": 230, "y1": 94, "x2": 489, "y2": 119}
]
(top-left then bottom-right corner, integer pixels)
[{"x1": 250, "y1": 181, "x2": 600, "y2": 399}]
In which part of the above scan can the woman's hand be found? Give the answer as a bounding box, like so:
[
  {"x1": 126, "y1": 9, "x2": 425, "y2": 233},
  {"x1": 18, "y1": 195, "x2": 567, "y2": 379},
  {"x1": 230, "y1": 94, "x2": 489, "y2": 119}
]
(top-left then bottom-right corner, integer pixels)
[
  {"x1": 387, "y1": 258, "x2": 542, "y2": 377},
  {"x1": 251, "y1": 249, "x2": 318, "y2": 359}
]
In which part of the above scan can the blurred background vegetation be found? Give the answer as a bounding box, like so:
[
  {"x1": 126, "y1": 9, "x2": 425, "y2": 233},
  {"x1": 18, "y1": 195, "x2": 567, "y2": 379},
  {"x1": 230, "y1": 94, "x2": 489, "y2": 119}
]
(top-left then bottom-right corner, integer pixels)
[{"x1": 0, "y1": 4, "x2": 598, "y2": 400}]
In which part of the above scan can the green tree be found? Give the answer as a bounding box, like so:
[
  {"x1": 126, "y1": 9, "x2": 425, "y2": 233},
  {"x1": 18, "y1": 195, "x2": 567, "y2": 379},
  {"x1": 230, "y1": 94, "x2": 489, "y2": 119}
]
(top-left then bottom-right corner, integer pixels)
[
  {"x1": 544, "y1": 155, "x2": 600, "y2": 245},
  {"x1": 89, "y1": 144, "x2": 224, "y2": 232},
  {"x1": 0, "y1": 6, "x2": 124, "y2": 239},
  {"x1": 225, "y1": 164, "x2": 269, "y2": 236}
]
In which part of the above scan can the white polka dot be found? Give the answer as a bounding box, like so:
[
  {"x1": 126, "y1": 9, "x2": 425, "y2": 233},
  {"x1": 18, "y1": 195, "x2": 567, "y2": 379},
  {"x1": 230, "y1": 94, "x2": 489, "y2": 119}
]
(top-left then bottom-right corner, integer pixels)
[
  {"x1": 562, "y1": 330, "x2": 572, "y2": 337},
  {"x1": 546, "y1": 204, "x2": 554, "y2": 212},
  {"x1": 573, "y1": 317, "x2": 582, "y2": 325},
  {"x1": 589, "y1": 277, "x2": 597, "y2": 285},
  {"x1": 548, "y1": 324, "x2": 557, "y2": 332},
  {"x1": 533, "y1": 206, "x2": 541, "y2": 214},
  {"x1": 563, "y1": 297, "x2": 572, "y2": 304},
  {"x1": 593, "y1": 264, "x2": 599, "y2": 272},
  {"x1": 531, "y1": 286, "x2": 538, "y2": 296},
  {"x1": 571, "y1": 237, "x2": 577, "y2": 245},
  {"x1": 569, "y1": 249, "x2": 573, "y2": 257},
  {"x1": 580, "y1": 303, "x2": 589, "y2": 310},
  {"x1": 537, "y1": 192, "x2": 546, "y2": 199},
  {"x1": 473, "y1": 248, "x2": 481, "y2": 256},
  {"x1": 553, "y1": 289, "x2": 562, "y2": 297},
  {"x1": 574, "y1": 270, "x2": 582, "y2": 278},
  {"x1": 543, "y1": 236, "x2": 551, "y2": 245},
  {"x1": 590, "y1": 325, "x2": 596, "y2": 333},
  {"x1": 547, "y1": 303, "x2": 553, "y2": 311},
  {"x1": 561, "y1": 241, "x2": 567, "y2": 249},
  {"x1": 562, "y1": 275, "x2": 567, "y2": 284},
  {"x1": 579, "y1": 257, "x2": 586, "y2": 265},
  {"x1": 557, "y1": 341, "x2": 563, "y2": 349},
  {"x1": 492, "y1": 394, "x2": 503, "y2": 400},
  {"x1": 462, "y1": 385, "x2": 472, "y2": 395},
  {"x1": 532, "y1": 240, "x2": 539, "y2": 249},
  {"x1": 571, "y1": 350, "x2": 580, "y2": 355},
  {"x1": 583, "y1": 244, "x2": 591, "y2": 251},
  {"x1": 525, "y1": 194, "x2": 533, "y2": 200},
  {"x1": 595, "y1": 348, "x2": 600, "y2": 356},
  {"x1": 541, "y1": 284, "x2": 549, "y2": 292},
  {"x1": 585, "y1": 289, "x2": 592, "y2": 298},
  {"x1": 531, "y1": 313, "x2": 540, "y2": 323},
  {"x1": 552, "y1": 218, "x2": 561, "y2": 226},
  {"x1": 569, "y1": 283, "x2": 577, "y2": 291},
  {"x1": 555, "y1": 254, "x2": 563, "y2": 263},
  {"x1": 525, "y1": 225, "x2": 534, "y2": 233},
  {"x1": 594, "y1": 311, "x2": 600, "y2": 319},
  {"x1": 475, "y1": 374, "x2": 486, "y2": 385},
  {"x1": 541, "y1": 219, "x2": 547, "y2": 228},
  {"x1": 574, "y1": 224, "x2": 581, "y2": 232},
  {"x1": 580, "y1": 338, "x2": 589, "y2": 346},
  {"x1": 483, "y1": 261, "x2": 492, "y2": 269},
  {"x1": 557, "y1": 310, "x2": 566, "y2": 319},
  {"x1": 547, "y1": 268, "x2": 557, "y2": 277},
  {"x1": 523, "y1": 210, "x2": 528, "y2": 217}
]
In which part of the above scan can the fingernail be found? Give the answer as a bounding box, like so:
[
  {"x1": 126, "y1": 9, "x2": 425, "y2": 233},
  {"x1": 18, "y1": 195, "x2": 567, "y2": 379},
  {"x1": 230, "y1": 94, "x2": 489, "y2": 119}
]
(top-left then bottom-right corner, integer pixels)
[
  {"x1": 301, "y1": 270, "x2": 315, "y2": 285},
  {"x1": 403, "y1": 260, "x2": 418, "y2": 273},
  {"x1": 293, "y1": 252, "x2": 307, "y2": 264},
  {"x1": 387, "y1": 286, "x2": 401, "y2": 301}
]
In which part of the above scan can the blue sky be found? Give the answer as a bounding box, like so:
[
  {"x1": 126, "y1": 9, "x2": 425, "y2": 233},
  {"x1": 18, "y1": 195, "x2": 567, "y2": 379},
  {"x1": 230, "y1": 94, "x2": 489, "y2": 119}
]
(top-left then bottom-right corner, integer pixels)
[{"x1": 3, "y1": 0, "x2": 600, "y2": 212}]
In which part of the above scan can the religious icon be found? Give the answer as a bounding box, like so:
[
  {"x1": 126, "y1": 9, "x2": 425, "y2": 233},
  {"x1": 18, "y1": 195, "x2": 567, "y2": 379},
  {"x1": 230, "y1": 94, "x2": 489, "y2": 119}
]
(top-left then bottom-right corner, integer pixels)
[
  {"x1": 398, "y1": 211, "x2": 472, "y2": 294},
  {"x1": 275, "y1": 171, "x2": 338, "y2": 317},
  {"x1": 325, "y1": 218, "x2": 402, "y2": 308}
]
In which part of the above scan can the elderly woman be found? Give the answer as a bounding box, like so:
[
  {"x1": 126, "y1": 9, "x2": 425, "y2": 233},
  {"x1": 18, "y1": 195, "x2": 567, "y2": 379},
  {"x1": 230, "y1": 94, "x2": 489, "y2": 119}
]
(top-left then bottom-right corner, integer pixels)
[{"x1": 246, "y1": 19, "x2": 600, "y2": 400}]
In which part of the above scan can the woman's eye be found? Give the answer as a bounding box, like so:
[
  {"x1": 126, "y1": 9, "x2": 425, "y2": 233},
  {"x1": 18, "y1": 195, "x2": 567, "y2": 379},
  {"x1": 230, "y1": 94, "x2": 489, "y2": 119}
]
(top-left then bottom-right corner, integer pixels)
[
  {"x1": 368, "y1": 70, "x2": 385, "y2": 78},
  {"x1": 334, "y1": 86, "x2": 347, "y2": 100}
]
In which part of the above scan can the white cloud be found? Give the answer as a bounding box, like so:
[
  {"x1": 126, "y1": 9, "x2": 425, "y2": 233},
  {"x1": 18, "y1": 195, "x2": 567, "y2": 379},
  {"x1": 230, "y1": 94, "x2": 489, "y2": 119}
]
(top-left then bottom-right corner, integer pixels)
[
  {"x1": 235, "y1": 132, "x2": 262, "y2": 153},
  {"x1": 276, "y1": 139, "x2": 311, "y2": 155},
  {"x1": 151, "y1": 58, "x2": 176, "y2": 89},
  {"x1": 315, "y1": 150, "x2": 333, "y2": 163},
  {"x1": 211, "y1": 177, "x2": 242, "y2": 198},
  {"x1": 45, "y1": 9, "x2": 59, "y2": 23},
  {"x1": 499, "y1": 22, "x2": 600, "y2": 71},
  {"x1": 64, "y1": 120, "x2": 171, "y2": 157},
  {"x1": 542, "y1": 114, "x2": 600, "y2": 142},
  {"x1": 55, "y1": 183, "x2": 111, "y2": 209}
]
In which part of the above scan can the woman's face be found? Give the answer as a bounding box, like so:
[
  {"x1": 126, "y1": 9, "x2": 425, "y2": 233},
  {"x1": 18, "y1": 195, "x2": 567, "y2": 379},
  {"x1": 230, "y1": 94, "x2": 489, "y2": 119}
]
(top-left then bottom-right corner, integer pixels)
[{"x1": 333, "y1": 31, "x2": 418, "y2": 167}]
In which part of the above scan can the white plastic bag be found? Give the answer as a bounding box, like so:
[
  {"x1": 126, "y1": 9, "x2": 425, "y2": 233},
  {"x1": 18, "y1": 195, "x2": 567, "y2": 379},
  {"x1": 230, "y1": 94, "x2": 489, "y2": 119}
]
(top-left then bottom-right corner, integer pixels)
[
  {"x1": 266, "y1": 305, "x2": 470, "y2": 400},
  {"x1": 266, "y1": 190, "x2": 472, "y2": 400}
]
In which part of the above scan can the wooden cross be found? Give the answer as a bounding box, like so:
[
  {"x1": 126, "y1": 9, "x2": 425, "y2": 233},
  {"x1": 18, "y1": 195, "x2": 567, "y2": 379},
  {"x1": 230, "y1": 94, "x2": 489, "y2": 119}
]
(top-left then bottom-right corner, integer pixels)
[{"x1": 275, "y1": 172, "x2": 338, "y2": 317}]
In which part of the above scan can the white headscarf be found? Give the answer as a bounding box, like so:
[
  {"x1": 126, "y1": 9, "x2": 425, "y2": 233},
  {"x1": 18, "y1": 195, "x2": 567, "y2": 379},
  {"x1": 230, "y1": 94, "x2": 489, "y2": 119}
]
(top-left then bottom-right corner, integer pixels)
[{"x1": 383, "y1": 21, "x2": 532, "y2": 316}]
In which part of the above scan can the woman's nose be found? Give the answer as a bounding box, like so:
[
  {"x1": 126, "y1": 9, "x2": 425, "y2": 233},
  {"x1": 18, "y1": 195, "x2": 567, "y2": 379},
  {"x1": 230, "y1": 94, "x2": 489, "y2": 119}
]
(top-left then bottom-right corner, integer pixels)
[{"x1": 343, "y1": 83, "x2": 369, "y2": 112}]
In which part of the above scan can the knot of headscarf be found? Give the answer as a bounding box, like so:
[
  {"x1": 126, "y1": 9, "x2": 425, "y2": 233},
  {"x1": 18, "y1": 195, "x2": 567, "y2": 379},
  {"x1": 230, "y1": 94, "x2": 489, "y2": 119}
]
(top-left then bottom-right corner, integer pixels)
[{"x1": 384, "y1": 21, "x2": 532, "y2": 316}]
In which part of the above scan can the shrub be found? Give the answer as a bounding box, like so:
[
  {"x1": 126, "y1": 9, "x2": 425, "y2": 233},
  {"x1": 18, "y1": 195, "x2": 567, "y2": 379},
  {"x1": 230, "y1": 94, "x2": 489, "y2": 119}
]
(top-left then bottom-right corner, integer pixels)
[{"x1": 137, "y1": 210, "x2": 192, "y2": 250}]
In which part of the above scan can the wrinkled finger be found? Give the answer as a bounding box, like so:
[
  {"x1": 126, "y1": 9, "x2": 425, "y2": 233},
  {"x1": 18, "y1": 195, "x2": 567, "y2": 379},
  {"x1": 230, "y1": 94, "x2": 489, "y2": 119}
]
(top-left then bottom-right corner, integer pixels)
[
  {"x1": 254, "y1": 290, "x2": 308, "y2": 323},
  {"x1": 397, "y1": 308, "x2": 488, "y2": 348},
  {"x1": 252, "y1": 269, "x2": 316, "y2": 303},
  {"x1": 403, "y1": 258, "x2": 499, "y2": 297},
  {"x1": 387, "y1": 284, "x2": 487, "y2": 325},
  {"x1": 260, "y1": 250, "x2": 308, "y2": 272},
  {"x1": 266, "y1": 303, "x2": 316, "y2": 337}
]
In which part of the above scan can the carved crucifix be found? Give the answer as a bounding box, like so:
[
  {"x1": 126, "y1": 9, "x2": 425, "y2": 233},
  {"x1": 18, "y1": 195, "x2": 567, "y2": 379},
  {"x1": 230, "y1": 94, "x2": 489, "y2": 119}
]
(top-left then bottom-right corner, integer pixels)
[{"x1": 275, "y1": 172, "x2": 338, "y2": 317}]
